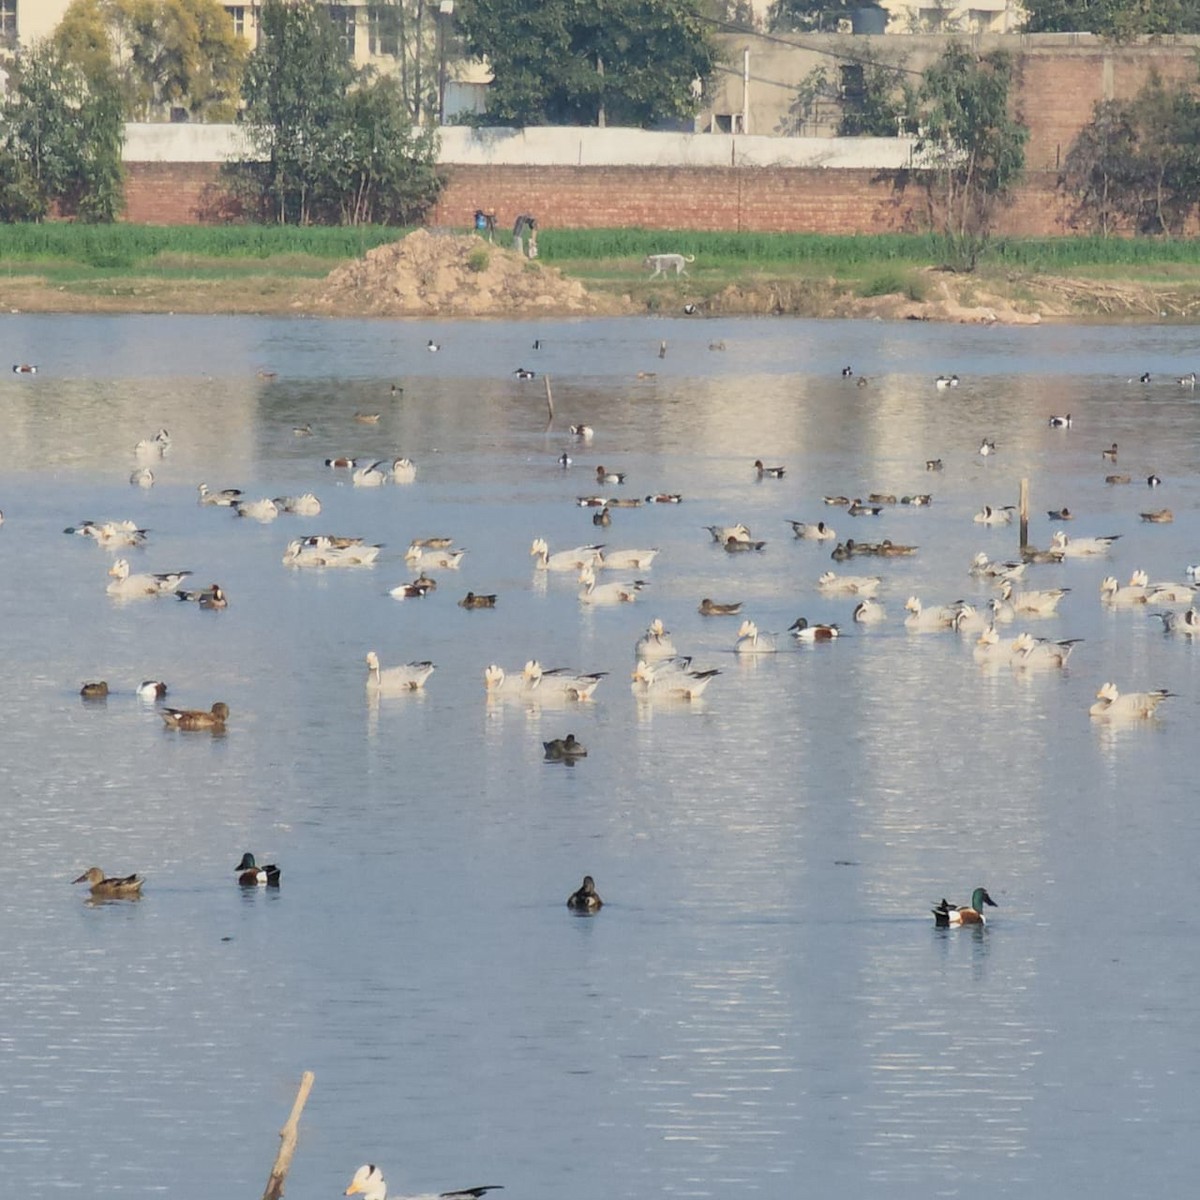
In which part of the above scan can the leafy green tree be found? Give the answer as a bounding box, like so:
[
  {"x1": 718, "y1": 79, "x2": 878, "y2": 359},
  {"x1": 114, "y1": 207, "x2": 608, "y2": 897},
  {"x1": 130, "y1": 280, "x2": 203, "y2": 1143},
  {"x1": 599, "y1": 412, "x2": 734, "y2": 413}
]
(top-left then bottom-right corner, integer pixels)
[
  {"x1": 1062, "y1": 99, "x2": 1141, "y2": 236},
  {"x1": 55, "y1": 0, "x2": 247, "y2": 121},
  {"x1": 916, "y1": 44, "x2": 1028, "y2": 269},
  {"x1": 0, "y1": 39, "x2": 124, "y2": 222},
  {"x1": 455, "y1": 0, "x2": 719, "y2": 127},
  {"x1": 241, "y1": 0, "x2": 441, "y2": 225},
  {"x1": 1023, "y1": 1, "x2": 1200, "y2": 36}
]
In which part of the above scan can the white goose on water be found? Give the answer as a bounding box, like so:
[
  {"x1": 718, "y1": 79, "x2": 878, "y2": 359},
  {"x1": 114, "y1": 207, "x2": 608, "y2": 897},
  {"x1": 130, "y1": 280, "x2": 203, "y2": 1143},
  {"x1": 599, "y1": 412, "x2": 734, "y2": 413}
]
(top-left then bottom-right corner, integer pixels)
[
  {"x1": 1089, "y1": 681, "x2": 1171, "y2": 720},
  {"x1": 364, "y1": 651, "x2": 434, "y2": 693},
  {"x1": 1050, "y1": 530, "x2": 1120, "y2": 556},
  {"x1": 635, "y1": 618, "x2": 676, "y2": 661},
  {"x1": 578, "y1": 564, "x2": 644, "y2": 604},
  {"x1": 631, "y1": 656, "x2": 720, "y2": 700},
  {"x1": 734, "y1": 619, "x2": 777, "y2": 654},
  {"x1": 530, "y1": 538, "x2": 604, "y2": 571},
  {"x1": 344, "y1": 1162, "x2": 502, "y2": 1200},
  {"x1": 106, "y1": 558, "x2": 163, "y2": 599}
]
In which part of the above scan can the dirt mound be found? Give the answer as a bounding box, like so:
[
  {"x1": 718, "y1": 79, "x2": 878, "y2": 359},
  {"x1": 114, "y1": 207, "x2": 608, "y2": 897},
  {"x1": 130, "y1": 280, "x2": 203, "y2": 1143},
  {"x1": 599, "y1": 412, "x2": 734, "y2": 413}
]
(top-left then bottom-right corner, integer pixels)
[{"x1": 314, "y1": 229, "x2": 626, "y2": 318}]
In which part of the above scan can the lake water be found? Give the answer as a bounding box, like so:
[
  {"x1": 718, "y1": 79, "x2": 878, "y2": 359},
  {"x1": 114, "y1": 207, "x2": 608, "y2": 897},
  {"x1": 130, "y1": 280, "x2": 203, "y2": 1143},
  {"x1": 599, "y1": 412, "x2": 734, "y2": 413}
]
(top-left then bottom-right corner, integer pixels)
[{"x1": 2, "y1": 313, "x2": 1199, "y2": 1200}]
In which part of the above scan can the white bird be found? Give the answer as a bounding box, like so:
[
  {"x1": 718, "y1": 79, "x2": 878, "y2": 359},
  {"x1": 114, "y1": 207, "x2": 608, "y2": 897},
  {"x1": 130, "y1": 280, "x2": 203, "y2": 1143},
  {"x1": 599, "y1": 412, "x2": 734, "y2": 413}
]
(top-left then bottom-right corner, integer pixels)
[
  {"x1": 1000, "y1": 578, "x2": 1070, "y2": 615},
  {"x1": 853, "y1": 598, "x2": 886, "y2": 624},
  {"x1": 598, "y1": 546, "x2": 659, "y2": 570},
  {"x1": 935, "y1": 375, "x2": 959, "y2": 389},
  {"x1": 578, "y1": 564, "x2": 644, "y2": 604},
  {"x1": 1143, "y1": 579, "x2": 1196, "y2": 605},
  {"x1": 130, "y1": 467, "x2": 154, "y2": 488},
  {"x1": 390, "y1": 457, "x2": 417, "y2": 483},
  {"x1": 1099, "y1": 573, "x2": 1149, "y2": 607},
  {"x1": 973, "y1": 504, "x2": 1014, "y2": 525},
  {"x1": 951, "y1": 603, "x2": 991, "y2": 635},
  {"x1": 972, "y1": 624, "x2": 1015, "y2": 665},
  {"x1": 197, "y1": 483, "x2": 243, "y2": 507},
  {"x1": 1009, "y1": 631, "x2": 1080, "y2": 669},
  {"x1": 1089, "y1": 681, "x2": 1171, "y2": 720},
  {"x1": 734, "y1": 619, "x2": 777, "y2": 654},
  {"x1": 234, "y1": 497, "x2": 279, "y2": 521},
  {"x1": 904, "y1": 596, "x2": 958, "y2": 632},
  {"x1": 274, "y1": 493, "x2": 322, "y2": 516},
  {"x1": 1050, "y1": 530, "x2": 1119, "y2": 556},
  {"x1": 817, "y1": 571, "x2": 881, "y2": 596},
  {"x1": 364, "y1": 650, "x2": 434, "y2": 693},
  {"x1": 352, "y1": 461, "x2": 388, "y2": 487},
  {"x1": 789, "y1": 519, "x2": 837, "y2": 541},
  {"x1": 1158, "y1": 606, "x2": 1200, "y2": 634},
  {"x1": 344, "y1": 1162, "x2": 501, "y2": 1200},
  {"x1": 406, "y1": 544, "x2": 466, "y2": 570},
  {"x1": 283, "y1": 536, "x2": 381, "y2": 567},
  {"x1": 969, "y1": 552, "x2": 1026, "y2": 581},
  {"x1": 705, "y1": 523, "x2": 752, "y2": 543},
  {"x1": 631, "y1": 656, "x2": 720, "y2": 700},
  {"x1": 105, "y1": 558, "x2": 161, "y2": 598},
  {"x1": 635, "y1": 618, "x2": 676, "y2": 660},
  {"x1": 522, "y1": 660, "x2": 606, "y2": 700},
  {"x1": 978, "y1": 437, "x2": 997, "y2": 456},
  {"x1": 1048, "y1": 413, "x2": 1072, "y2": 428},
  {"x1": 530, "y1": 538, "x2": 604, "y2": 571}
]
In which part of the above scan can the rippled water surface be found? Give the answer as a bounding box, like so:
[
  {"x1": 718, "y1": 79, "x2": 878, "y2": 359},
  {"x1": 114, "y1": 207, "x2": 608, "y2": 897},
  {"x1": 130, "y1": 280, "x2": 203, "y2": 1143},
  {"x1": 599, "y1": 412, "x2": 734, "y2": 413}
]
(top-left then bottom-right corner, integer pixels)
[{"x1": 2, "y1": 314, "x2": 1200, "y2": 1199}]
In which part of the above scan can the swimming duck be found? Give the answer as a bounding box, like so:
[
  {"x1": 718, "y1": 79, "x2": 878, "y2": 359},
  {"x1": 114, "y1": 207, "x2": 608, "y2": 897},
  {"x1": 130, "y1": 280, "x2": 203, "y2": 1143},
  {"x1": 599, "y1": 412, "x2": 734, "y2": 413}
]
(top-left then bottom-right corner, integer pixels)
[
  {"x1": 635, "y1": 618, "x2": 676, "y2": 660},
  {"x1": 645, "y1": 492, "x2": 682, "y2": 504},
  {"x1": 73, "y1": 867, "x2": 144, "y2": 899},
  {"x1": 80, "y1": 681, "x2": 109, "y2": 699},
  {"x1": 1159, "y1": 606, "x2": 1200, "y2": 634},
  {"x1": 1089, "y1": 681, "x2": 1172, "y2": 720},
  {"x1": 1048, "y1": 413, "x2": 1072, "y2": 428},
  {"x1": 544, "y1": 734, "x2": 588, "y2": 761},
  {"x1": 12, "y1": 363, "x2": 37, "y2": 374},
  {"x1": 754, "y1": 460, "x2": 786, "y2": 478},
  {"x1": 597, "y1": 546, "x2": 659, "y2": 570},
  {"x1": 567, "y1": 875, "x2": 602, "y2": 910},
  {"x1": 236, "y1": 852, "x2": 281, "y2": 887},
  {"x1": 365, "y1": 652, "x2": 434, "y2": 692},
  {"x1": 724, "y1": 535, "x2": 766, "y2": 552},
  {"x1": 925, "y1": 459, "x2": 944, "y2": 471},
  {"x1": 596, "y1": 466, "x2": 625, "y2": 484},
  {"x1": 935, "y1": 375, "x2": 959, "y2": 389},
  {"x1": 867, "y1": 493, "x2": 897, "y2": 506},
  {"x1": 1101, "y1": 443, "x2": 1118, "y2": 462},
  {"x1": 842, "y1": 365, "x2": 854, "y2": 377},
  {"x1": 576, "y1": 496, "x2": 608, "y2": 507},
  {"x1": 817, "y1": 571, "x2": 881, "y2": 597},
  {"x1": 530, "y1": 538, "x2": 604, "y2": 572},
  {"x1": 558, "y1": 452, "x2": 573, "y2": 468},
  {"x1": 852, "y1": 598, "x2": 886, "y2": 624},
  {"x1": 734, "y1": 619, "x2": 777, "y2": 654},
  {"x1": 569, "y1": 423, "x2": 593, "y2": 439},
  {"x1": 593, "y1": 506, "x2": 611, "y2": 526},
  {"x1": 606, "y1": 497, "x2": 643, "y2": 508},
  {"x1": 344, "y1": 1162, "x2": 501, "y2": 1200},
  {"x1": 1147, "y1": 473, "x2": 1162, "y2": 487},
  {"x1": 847, "y1": 499, "x2": 883, "y2": 517},
  {"x1": 788, "y1": 617, "x2": 839, "y2": 641},
  {"x1": 175, "y1": 582, "x2": 223, "y2": 604},
  {"x1": 823, "y1": 495, "x2": 851, "y2": 506},
  {"x1": 578, "y1": 564, "x2": 645, "y2": 605},
  {"x1": 978, "y1": 437, "x2": 997, "y2": 456},
  {"x1": 161, "y1": 702, "x2": 229, "y2": 731},
  {"x1": 1047, "y1": 507, "x2": 1073, "y2": 521},
  {"x1": 1105, "y1": 473, "x2": 1131, "y2": 485},
  {"x1": 426, "y1": 339, "x2": 440, "y2": 352},
  {"x1": 106, "y1": 558, "x2": 162, "y2": 599},
  {"x1": 631, "y1": 656, "x2": 720, "y2": 700},
  {"x1": 1141, "y1": 509, "x2": 1173, "y2": 523},
  {"x1": 199, "y1": 584, "x2": 228, "y2": 610},
  {"x1": 1138, "y1": 371, "x2": 1151, "y2": 383},
  {"x1": 137, "y1": 680, "x2": 167, "y2": 700},
  {"x1": 130, "y1": 467, "x2": 154, "y2": 488},
  {"x1": 292, "y1": 424, "x2": 313, "y2": 437},
  {"x1": 698, "y1": 598, "x2": 741, "y2": 616},
  {"x1": 458, "y1": 592, "x2": 497, "y2": 609},
  {"x1": 705, "y1": 523, "x2": 752, "y2": 543},
  {"x1": 876, "y1": 540, "x2": 918, "y2": 557},
  {"x1": 513, "y1": 368, "x2": 536, "y2": 380},
  {"x1": 901, "y1": 494, "x2": 932, "y2": 506},
  {"x1": 789, "y1": 520, "x2": 837, "y2": 541},
  {"x1": 522, "y1": 662, "x2": 607, "y2": 701},
  {"x1": 325, "y1": 456, "x2": 357, "y2": 469},
  {"x1": 1050, "y1": 530, "x2": 1119, "y2": 557},
  {"x1": 354, "y1": 411, "x2": 381, "y2": 424},
  {"x1": 932, "y1": 887, "x2": 996, "y2": 927},
  {"x1": 974, "y1": 504, "x2": 1014, "y2": 526}
]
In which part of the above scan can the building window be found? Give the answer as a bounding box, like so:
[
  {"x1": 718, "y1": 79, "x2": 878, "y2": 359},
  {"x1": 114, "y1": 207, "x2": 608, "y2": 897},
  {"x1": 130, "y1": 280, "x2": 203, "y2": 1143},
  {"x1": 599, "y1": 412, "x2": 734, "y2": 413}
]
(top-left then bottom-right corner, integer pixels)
[
  {"x1": 1, "y1": 0, "x2": 17, "y2": 43},
  {"x1": 224, "y1": 5, "x2": 245, "y2": 38},
  {"x1": 329, "y1": 5, "x2": 356, "y2": 58},
  {"x1": 839, "y1": 65, "x2": 864, "y2": 102},
  {"x1": 368, "y1": 5, "x2": 399, "y2": 56}
]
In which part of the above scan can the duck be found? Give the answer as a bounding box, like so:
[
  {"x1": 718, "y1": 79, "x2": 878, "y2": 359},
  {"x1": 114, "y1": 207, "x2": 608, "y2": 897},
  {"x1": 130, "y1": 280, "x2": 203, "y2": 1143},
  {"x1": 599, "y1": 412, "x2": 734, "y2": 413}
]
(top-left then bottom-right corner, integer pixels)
[
  {"x1": 724, "y1": 535, "x2": 766, "y2": 552},
  {"x1": 823, "y1": 495, "x2": 851, "y2": 506},
  {"x1": 530, "y1": 538, "x2": 604, "y2": 572},
  {"x1": 1141, "y1": 509, "x2": 1173, "y2": 523},
  {"x1": 513, "y1": 368, "x2": 536, "y2": 380},
  {"x1": 597, "y1": 547, "x2": 658, "y2": 570},
  {"x1": 978, "y1": 437, "x2": 997, "y2": 456},
  {"x1": 426, "y1": 339, "x2": 441, "y2": 352},
  {"x1": 788, "y1": 617, "x2": 839, "y2": 641},
  {"x1": 106, "y1": 558, "x2": 162, "y2": 599},
  {"x1": 1138, "y1": 371, "x2": 1151, "y2": 383},
  {"x1": 1101, "y1": 443, "x2": 1118, "y2": 462},
  {"x1": 935, "y1": 374, "x2": 959, "y2": 389},
  {"x1": 569, "y1": 423, "x2": 593, "y2": 439},
  {"x1": 236, "y1": 852, "x2": 281, "y2": 887},
  {"x1": 344, "y1": 1163, "x2": 501, "y2": 1200},
  {"x1": 137, "y1": 680, "x2": 167, "y2": 700},
  {"x1": 925, "y1": 459, "x2": 944, "y2": 471},
  {"x1": 522, "y1": 661, "x2": 606, "y2": 701},
  {"x1": 867, "y1": 493, "x2": 897, "y2": 506},
  {"x1": 1047, "y1": 507, "x2": 1073, "y2": 521},
  {"x1": 197, "y1": 483, "x2": 243, "y2": 507},
  {"x1": 631, "y1": 656, "x2": 720, "y2": 700},
  {"x1": 576, "y1": 495, "x2": 608, "y2": 507},
  {"x1": 1050, "y1": 530, "x2": 1119, "y2": 557},
  {"x1": 1105, "y1": 473, "x2": 1131, "y2": 485},
  {"x1": 876, "y1": 539, "x2": 918, "y2": 557},
  {"x1": 544, "y1": 734, "x2": 588, "y2": 761},
  {"x1": 354, "y1": 411, "x2": 381, "y2": 424},
  {"x1": 847, "y1": 499, "x2": 883, "y2": 517},
  {"x1": 974, "y1": 504, "x2": 1014, "y2": 525},
  {"x1": 852, "y1": 598, "x2": 886, "y2": 624},
  {"x1": 645, "y1": 492, "x2": 682, "y2": 504},
  {"x1": 593, "y1": 506, "x2": 611, "y2": 526},
  {"x1": 606, "y1": 497, "x2": 643, "y2": 508},
  {"x1": 754, "y1": 460, "x2": 786, "y2": 478},
  {"x1": 789, "y1": 519, "x2": 836, "y2": 541},
  {"x1": 566, "y1": 875, "x2": 602, "y2": 910},
  {"x1": 932, "y1": 887, "x2": 997, "y2": 927},
  {"x1": 325, "y1": 456, "x2": 357, "y2": 469},
  {"x1": 818, "y1": 571, "x2": 881, "y2": 596},
  {"x1": 351, "y1": 462, "x2": 388, "y2": 487},
  {"x1": 1089, "y1": 681, "x2": 1172, "y2": 720},
  {"x1": 1147, "y1": 473, "x2": 1162, "y2": 487},
  {"x1": 734, "y1": 619, "x2": 777, "y2": 654},
  {"x1": 389, "y1": 582, "x2": 430, "y2": 600},
  {"x1": 12, "y1": 363, "x2": 37, "y2": 374},
  {"x1": 199, "y1": 584, "x2": 229, "y2": 610},
  {"x1": 458, "y1": 591, "x2": 496, "y2": 609},
  {"x1": 595, "y1": 466, "x2": 625, "y2": 484},
  {"x1": 365, "y1": 651, "x2": 434, "y2": 692},
  {"x1": 1158, "y1": 607, "x2": 1200, "y2": 634},
  {"x1": 175, "y1": 582, "x2": 223, "y2": 604},
  {"x1": 130, "y1": 467, "x2": 154, "y2": 488},
  {"x1": 558, "y1": 451, "x2": 573, "y2": 468},
  {"x1": 842, "y1": 365, "x2": 854, "y2": 377},
  {"x1": 901, "y1": 493, "x2": 932, "y2": 506},
  {"x1": 161, "y1": 702, "x2": 229, "y2": 731},
  {"x1": 73, "y1": 867, "x2": 144, "y2": 899},
  {"x1": 698, "y1": 597, "x2": 741, "y2": 616},
  {"x1": 235, "y1": 497, "x2": 280, "y2": 520},
  {"x1": 578, "y1": 564, "x2": 645, "y2": 605},
  {"x1": 292, "y1": 423, "x2": 313, "y2": 437},
  {"x1": 80, "y1": 681, "x2": 109, "y2": 699},
  {"x1": 1048, "y1": 413, "x2": 1072, "y2": 428},
  {"x1": 904, "y1": 596, "x2": 958, "y2": 632},
  {"x1": 634, "y1": 618, "x2": 676, "y2": 660}
]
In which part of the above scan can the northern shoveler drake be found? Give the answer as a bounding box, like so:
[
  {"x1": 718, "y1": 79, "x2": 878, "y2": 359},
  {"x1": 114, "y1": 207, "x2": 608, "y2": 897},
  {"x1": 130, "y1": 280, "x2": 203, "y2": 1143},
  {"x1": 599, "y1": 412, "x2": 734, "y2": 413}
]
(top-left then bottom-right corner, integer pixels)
[
  {"x1": 698, "y1": 598, "x2": 741, "y2": 616},
  {"x1": 458, "y1": 591, "x2": 496, "y2": 609},
  {"x1": 325, "y1": 456, "x2": 357, "y2": 469},
  {"x1": 595, "y1": 466, "x2": 625, "y2": 484},
  {"x1": 567, "y1": 875, "x2": 602, "y2": 910},
  {"x1": 80, "y1": 681, "x2": 109, "y2": 699},
  {"x1": 12, "y1": 363, "x2": 37, "y2": 374},
  {"x1": 1089, "y1": 681, "x2": 1172, "y2": 719},
  {"x1": 645, "y1": 493, "x2": 682, "y2": 504},
  {"x1": 789, "y1": 617, "x2": 839, "y2": 641},
  {"x1": 1102, "y1": 443, "x2": 1118, "y2": 462},
  {"x1": 236, "y1": 852, "x2": 280, "y2": 887},
  {"x1": 162, "y1": 702, "x2": 229, "y2": 731},
  {"x1": 978, "y1": 437, "x2": 997, "y2": 456},
  {"x1": 932, "y1": 887, "x2": 997, "y2": 926},
  {"x1": 1048, "y1": 413, "x2": 1072, "y2": 428},
  {"x1": 74, "y1": 867, "x2": 144, "y2": 899},
  {"x1": 137, "y1": 680, "x2": 167, "y2": 700},
  {"x1": 754, "y1": 460, "x2": 786, "y2": 478},
  {"x1": 1147, "y1": 473, "x2": 1162, "y2": 487},
  {"x1": 365, "y1": 651, "x2": 434, "y2": 692},
  {"x1": 544, "y1": 734, "x2": 588, "y2": 760},
  {"x1": 935, "y1": 374, "x2": 959, "y2": 389},
  {"x1": 514, "y1": 367, "x2": 536, "y2": 379},
  {"x1": 344, "y1": 1162, "x2": 501, "y2": 1200}
]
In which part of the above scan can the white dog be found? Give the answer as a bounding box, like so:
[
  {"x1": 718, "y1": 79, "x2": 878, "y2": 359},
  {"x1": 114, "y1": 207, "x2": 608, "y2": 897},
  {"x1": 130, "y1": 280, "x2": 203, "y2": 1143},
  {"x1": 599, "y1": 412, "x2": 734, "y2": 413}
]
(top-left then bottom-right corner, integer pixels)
[{"x1": 644, "y1": 253, "x2": 695, "y2": 278}]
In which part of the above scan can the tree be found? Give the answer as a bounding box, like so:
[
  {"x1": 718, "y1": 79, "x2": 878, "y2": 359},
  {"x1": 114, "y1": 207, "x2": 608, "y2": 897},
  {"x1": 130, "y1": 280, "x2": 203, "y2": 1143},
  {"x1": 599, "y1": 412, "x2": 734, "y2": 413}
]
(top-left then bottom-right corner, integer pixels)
[
  {"x1": 767, "y1": 1, "x2": 861, "y2": 33},
  {"x1": 240, "y1": 0, "x2": 441, "y2": 225},
  {"x1": 0, "y1": 39, "x2": 124, "y2": 221},
  {"x1": 54, "y1": 0, "x2": 247, "y2": 121},
  {"x1": 455, "y1": 0, "x2": 719, "y2": 127},
  {"x1": 1062, "y1": 99, "x2": 1141, "y2": 236},
  {"x1": 1022, "y1": 1, "x2": 1200, "y2": 36},
  {"x1": 916, "y1": 44, "x2": 1028, "y2": 269}
]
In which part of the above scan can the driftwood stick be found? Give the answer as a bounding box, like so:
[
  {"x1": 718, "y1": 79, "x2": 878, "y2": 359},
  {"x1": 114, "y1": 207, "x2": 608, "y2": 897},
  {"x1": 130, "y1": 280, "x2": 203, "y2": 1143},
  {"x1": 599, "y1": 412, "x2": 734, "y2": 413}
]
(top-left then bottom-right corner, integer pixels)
[
  {"x1": 544, "y1": 375, "x2": 554, "y2": 427},
  {"x1": 262, "y1": 1070, "x2": 315, "y2": 1200},
  {"x1": 1018, "y1": 477, "x2": 1029, "y2": 551}
]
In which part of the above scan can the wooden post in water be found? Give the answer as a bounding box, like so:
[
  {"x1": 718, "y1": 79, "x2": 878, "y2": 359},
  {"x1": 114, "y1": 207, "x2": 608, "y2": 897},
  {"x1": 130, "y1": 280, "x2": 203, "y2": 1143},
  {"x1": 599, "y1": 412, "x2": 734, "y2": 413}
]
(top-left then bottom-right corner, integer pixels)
[
  {"x1": 544, "y1": 375, "x2": 554, "y2": 428},
  {"x1": 262, "y1": 1070, "x2": 314, "y2": 1200},
  {"x1": 1019, "y1": 478, "x2": 1029, "y2": 551}
]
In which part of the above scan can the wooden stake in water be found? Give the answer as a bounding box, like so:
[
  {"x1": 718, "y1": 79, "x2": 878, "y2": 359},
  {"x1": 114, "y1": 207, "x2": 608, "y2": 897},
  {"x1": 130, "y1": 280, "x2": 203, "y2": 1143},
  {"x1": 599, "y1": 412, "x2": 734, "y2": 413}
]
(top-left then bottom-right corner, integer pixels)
[
  {"x1": 1019, "y1": 478, "x2": 1029, "y2": 550},
  {"x1": 262, "y1": 1070, "x2": 315, "y2": 1200},
  {"x1": 544, "y1": 375, "x2": 554, "y2": 428}
]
